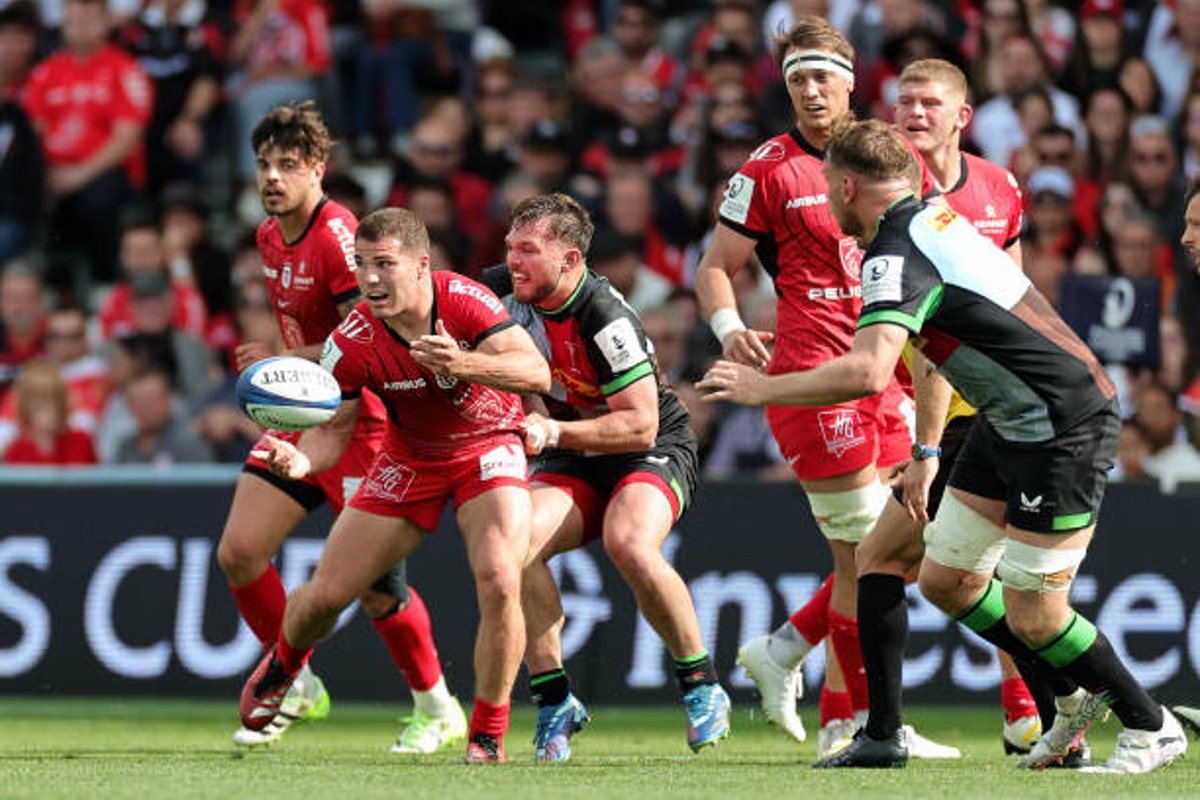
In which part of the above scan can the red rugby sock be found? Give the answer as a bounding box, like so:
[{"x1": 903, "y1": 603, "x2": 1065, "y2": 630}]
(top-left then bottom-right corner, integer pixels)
[
  {"x1": 820, "y1": 686, "x2": 854, "y2": 727},
  {"x1": 276, "y1": 632, "x2": 312, "y2": 676},
  {"x1": 370, "y1": 588, "x2": 442, "y2": 692},
  {"x1": 229, "y1": 565, "x2": 286, "y2": 650},
  {"x1": 1001, "y1": 677, "x2": 1038, "y2": 723},
  {"x1": 829, "y1": 609, "x2": 869, "y2": 714},
  {"x1": 789, "y1": 572, "x2": 833, "y2": 645},
  {"x1": 470, "y1": 698, "x2": 511, "y2": 739}
]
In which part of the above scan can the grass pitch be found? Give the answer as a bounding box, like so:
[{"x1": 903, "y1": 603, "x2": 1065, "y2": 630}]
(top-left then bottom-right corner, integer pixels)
[{"x1": 0, "y1": 698, "x2": 1196, "y2": 799}]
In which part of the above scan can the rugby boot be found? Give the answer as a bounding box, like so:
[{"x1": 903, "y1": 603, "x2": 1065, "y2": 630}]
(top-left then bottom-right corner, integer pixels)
[
  {"x1": 684, "y1": 683, "x2": 731, "y2": 752},
  {"x1": 533, "y1": 693, "x2": 590, "y2": 762},
  {"x1": 1080, "y1": 707, "x2": 1187, "y2": 774},
  {"x1": 391, "y1": 696, "x2": 468, "y2": 754},
  {"x1": 464, "y1": 733, "x2": 506, "y2": 764},
  {"x1": 737, "y1": 634, "x2": 806, "y2": 743},
  {"x1": 1019, "y1": 689, "x2": 1109, "y2": 770},
  {"x1": 813, "y1": 728, "x2": 908, "y2": 769}
]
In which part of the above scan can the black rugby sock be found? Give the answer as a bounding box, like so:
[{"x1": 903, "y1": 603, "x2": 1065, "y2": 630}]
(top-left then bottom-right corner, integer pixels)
[
  {"x1": 858, "y1": 573, "x2": 907, "y2": 740},
  {"x1": 529, "y1": 669, "x2": 570, "y2": 708}
]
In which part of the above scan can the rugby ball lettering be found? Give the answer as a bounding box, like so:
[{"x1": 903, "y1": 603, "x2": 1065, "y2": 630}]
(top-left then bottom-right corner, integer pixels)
[{"x1": 236, "y1": 355, "x2": 341, "y2": 431}]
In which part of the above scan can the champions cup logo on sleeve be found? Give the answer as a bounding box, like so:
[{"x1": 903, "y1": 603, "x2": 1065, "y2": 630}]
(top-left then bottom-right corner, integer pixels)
[
  {"x1": 319, "y1": 338, "x2": 342, "y2": 372},
  {"x1": 361, "y1": 452, "x2": 416, "y2": 503},
  {"x1": 594, "y1": 318, "x2": 646, "y2": 372},
  {"x1": 861, "y1": 255, "x2": 904, "y2": 305},
  {"x1": 720, "y1": 173, "x2": 755, "y2": 225},
  {"x1": 817, "y1": 409, "x2": 867, "y2": 458}
]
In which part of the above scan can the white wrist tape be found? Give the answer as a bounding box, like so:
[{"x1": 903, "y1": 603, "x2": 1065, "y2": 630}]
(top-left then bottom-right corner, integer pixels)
[
  {"x1": 545, "y1": 418, "x2": 561, "y2": 448},
  {"x1": 709, "y1": 307, "x2": 747, "y2": 343},
  {"x1": 783, "y1": 48, "x2": 855, "y2": 87}
]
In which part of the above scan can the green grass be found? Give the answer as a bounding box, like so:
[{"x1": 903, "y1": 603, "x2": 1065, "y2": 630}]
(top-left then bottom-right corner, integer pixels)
[{"x1": 0, "y1": 698, "x2": 1195, "y2": 799}]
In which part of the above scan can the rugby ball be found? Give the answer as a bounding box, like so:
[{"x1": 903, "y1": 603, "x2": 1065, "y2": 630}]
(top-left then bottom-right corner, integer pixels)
[{"x1": 236, "y1": 355, "x2": 341, "y2": 431}]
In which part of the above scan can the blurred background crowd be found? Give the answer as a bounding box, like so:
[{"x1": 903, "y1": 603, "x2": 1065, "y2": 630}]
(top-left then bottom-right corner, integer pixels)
[{"x1": 1, "y1": 0, "x2": 1199, "y2": 489}]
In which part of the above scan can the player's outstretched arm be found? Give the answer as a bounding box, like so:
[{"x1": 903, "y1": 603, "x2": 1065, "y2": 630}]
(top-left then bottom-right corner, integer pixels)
[
  {"x1": 264, "y1": 395, "x2": 361, "y2": 477},
  {"x1": 699, "y1": 323, "x2": 908, "y2": 407},
  {"x1": 412, "y1": 320, "x2": 551, "y2": 395},
  {"x1": 695, "y1": 225, "x2": 774, "y2": 370}
]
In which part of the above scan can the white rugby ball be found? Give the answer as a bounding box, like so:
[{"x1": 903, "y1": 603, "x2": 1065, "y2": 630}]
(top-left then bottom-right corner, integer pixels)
[{"x1": 236, "y1": 355, "x2": 341, "y2": 431}]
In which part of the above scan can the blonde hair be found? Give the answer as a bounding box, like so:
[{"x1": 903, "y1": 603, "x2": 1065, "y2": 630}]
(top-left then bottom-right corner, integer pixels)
[
  {"x1": 898, "y1": 59, "x2": 968, "y2": 101},
  {"x1": 14, "y1": 361, "x2": 68, "y2": 429}
]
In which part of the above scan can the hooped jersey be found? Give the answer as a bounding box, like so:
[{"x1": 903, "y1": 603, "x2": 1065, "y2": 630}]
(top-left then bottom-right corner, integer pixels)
[
  {"x1": 319, "y1": 271, "x2": 525, "y2": 460},
  {"x1": 719, "y1": 128, "x2": 934, "y2": 374},
  {"x1": 257, "y1": 196, "x2": 360, "y2": 351},
  {"x1": 938, "y1": 153, "x2": 1023, "y2": 250},
  {"x1": 481, "y1": 266, "x2": 692, "y2": 450},
  {"x1": 858, "y1": 197, "x2": 1116, "y2": 442}
]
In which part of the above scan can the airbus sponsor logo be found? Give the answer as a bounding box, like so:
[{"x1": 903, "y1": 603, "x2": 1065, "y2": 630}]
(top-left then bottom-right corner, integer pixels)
[
  {"x1": 785, "y1": 194, "x2": 827, "y2": 209},
  {"x1": 383, "y1": 378, "x2": 427, "y2": 391}
]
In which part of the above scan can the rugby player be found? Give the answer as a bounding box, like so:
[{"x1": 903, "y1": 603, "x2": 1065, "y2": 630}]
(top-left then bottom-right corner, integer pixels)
[
  {"x1": 699, "y1": 119, "x2": 1189, "y2": 775},
  {"x1": 217, "y1": 103, "x2": 464, "y2": 753},
  {"x1": 486, "y1": 193, "x2": 730, "y2": 760},
  {"x1": 240, "y1": 207, "x2": 550, "y2": 764},
  {"x1": 695, "y1": 17, "x2": 933, "y2": 757}
]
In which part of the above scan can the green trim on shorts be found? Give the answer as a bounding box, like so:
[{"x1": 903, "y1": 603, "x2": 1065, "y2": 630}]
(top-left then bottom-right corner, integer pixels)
[
  {"x1": 602, "y1": 361, "x2": 653, "y2": 395},
  {"x1": 955, "y1": 578, "x2": 1006, "y2": 633},
  {"x1": 669, "y1": 477, "x2": 685, "y2": 519},
  {"x1": 1036, "y1": 612, "x2": 1098, "y2": 668},
  {"x1": 1052, "y1": 511, "x2": 1093, "y2": 531}
]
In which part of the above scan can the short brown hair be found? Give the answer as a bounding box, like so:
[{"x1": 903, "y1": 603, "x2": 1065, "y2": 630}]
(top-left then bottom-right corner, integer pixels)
[
  {"x1": 251, "y1": 101, "x2": 332, "y2": 165},
  {"x1": 773, "y1": 16, "x2": 853, "y2": 70},
  {"x1": 898, "y1": 58, "x2": 968, "y2": 100},
  {"x1": 827, "y1": 119, "x2": 921, "y2": 188},
  {"x1": 14, "y1": 361, "x2": 68, "y2": 428},
  {"x1": 509, "y1": 193, "x2": 595, "y2": 254},
  {"x1": 357, "y1": 208, "x2": 430, "y2": 255}
]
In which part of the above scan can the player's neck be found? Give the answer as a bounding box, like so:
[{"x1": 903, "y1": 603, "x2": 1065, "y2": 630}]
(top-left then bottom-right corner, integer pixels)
[
  {"x1": 923, "y1": 143, "x2": 962, "y2": 192},
  {"x1": 276, "y1": 191, "x2": 324, "y2": 243},
  {"x1": 537, "y1": 267, "x2": 587, "y2": 314},
  {"x1": 860, "y1": 189, "x2": 913, "y2": 247},
  {"x1": 388, "y1": 289, "x2": 435, "y2": 343}
]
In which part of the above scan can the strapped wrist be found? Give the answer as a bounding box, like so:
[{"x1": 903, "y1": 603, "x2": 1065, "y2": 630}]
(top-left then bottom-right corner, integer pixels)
[{"x1": 709, "y1": 307, "x2": 746, "y2": 343}]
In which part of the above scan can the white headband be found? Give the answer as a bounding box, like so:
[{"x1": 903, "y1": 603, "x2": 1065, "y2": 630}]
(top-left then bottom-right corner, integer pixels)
[{"x1": 782, "y1": 49, "x2": 855, "y2": 87}]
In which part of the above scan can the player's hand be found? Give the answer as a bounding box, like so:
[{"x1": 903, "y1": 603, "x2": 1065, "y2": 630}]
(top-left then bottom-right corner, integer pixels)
[
  {"x1": 521, "y1": 412, "x2": 560, "y2": 456},
  {"x1": 235, "y1": 342, "x2": 276, "y2": 372},
  {"x1": 249, "y1": 434, "x2": 311, "y2": 480},
  {"x1": 902, "y1": 456, "x2": 938, "y2": 524},
  {"x1": 721, "y1": 328, "x2": 774, "y2": 371},
  {"x1": 411, "y1": 319, "x2": 463, "y2": 377},
  {"x1": 697, "y1": 359, "x2": 770, "y2": 406},
  {"x1": 885, "y1": 459, "x2": 909, "y2": 488}
]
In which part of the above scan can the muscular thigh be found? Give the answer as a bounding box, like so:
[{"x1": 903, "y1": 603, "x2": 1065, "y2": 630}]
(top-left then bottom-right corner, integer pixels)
[
  {"x1": 313, "y1": 507, "x2": 424, "y2": 606},
  {"x1": 457, "y1": 485, "x2": 533, "y2": 575}
]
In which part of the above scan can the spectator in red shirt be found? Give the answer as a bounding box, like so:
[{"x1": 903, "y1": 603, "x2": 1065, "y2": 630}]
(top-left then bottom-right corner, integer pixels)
[
  {"x1": 97, "y1": 216, "x2": 208, "y2": 343},
  {"x1": 3, "y1": 360, "x2": 98, "y2": 465},
  {"x1": 22, "y1": 0, "x2": 154, "y2": 289}
]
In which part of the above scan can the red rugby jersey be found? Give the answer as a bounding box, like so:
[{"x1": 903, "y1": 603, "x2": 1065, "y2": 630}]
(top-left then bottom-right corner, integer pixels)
[
  {"x1": 320, "y1": 271, "x2": 525, "y2": 461},
  {"x1": 939, "y1": 153, "x2": 1023, "y2": 250}
]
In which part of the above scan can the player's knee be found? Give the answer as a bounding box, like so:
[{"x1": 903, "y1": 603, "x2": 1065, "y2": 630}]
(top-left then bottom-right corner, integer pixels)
[
  {"x1": 302, "y1": 579, "x2": 356, "y2": 621},
  {"x1": 474, "y1": 560, "x2": 521, "y2": 608},
  {"x1": 996, "y1": 539, "x2": 1087, "y2": 595},
  {"x1": 917, "y1": 558, "x2": 989, "y2": 616},
  {"x1": 602, "y1": 527, "x2": 655, "y2": 576},
  {"x1": 922, "y1": 493, "x2": 1005, "y2": 581},
  {"x1": 808, "y1": 483, "x2": 888, "y2": 544},
  {"x1": 216, "y1": 536, "x2": 267, "y2": 583}
]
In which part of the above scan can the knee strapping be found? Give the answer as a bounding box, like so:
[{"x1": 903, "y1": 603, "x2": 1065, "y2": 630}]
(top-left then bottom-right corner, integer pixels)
[
  {"x1": 923, "y1": 493, "x2": 1006, "y2": 574},
  {"x1": 808, "y1": 482, "x2": 888, "y2": 543},
  {"x1": 997, "y1": 539, "x2": 1087, "y2": 593}
]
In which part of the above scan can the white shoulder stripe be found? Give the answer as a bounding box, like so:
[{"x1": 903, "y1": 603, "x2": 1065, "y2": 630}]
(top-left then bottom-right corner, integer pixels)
[{"x1": 908, "y1": 206, "x2": 1030, "y2": 309}]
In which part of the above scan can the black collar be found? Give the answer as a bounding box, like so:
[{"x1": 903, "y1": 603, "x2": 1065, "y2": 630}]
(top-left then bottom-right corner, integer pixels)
[
  {"x1": 788, "y1": 128, "x2": 825, "y2": 160},
  {"x1": 282, "y1": 195, "x2": 329, "y2": 248}
]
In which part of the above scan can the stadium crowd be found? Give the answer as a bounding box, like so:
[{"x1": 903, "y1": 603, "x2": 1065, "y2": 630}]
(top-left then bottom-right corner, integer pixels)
[{"x1": 1, "y1": 0, "x2": 1200, "y2": 486}]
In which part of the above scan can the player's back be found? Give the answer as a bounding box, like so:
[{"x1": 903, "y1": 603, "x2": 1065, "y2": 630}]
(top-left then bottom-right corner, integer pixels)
[
  {"x1": 321, "y1": 271, "x2": 524, "y2": 460},
  {"x1": 719, "y1": 131, "x2": 864, "y2": 372}
]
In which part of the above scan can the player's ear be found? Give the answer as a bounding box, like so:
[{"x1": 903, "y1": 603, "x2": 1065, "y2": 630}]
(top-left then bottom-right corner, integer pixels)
[
  {"x1": 563, "y1": 248, "x2": 581, "y2": 271},
  {"x1": 958, "y1": 102, "x2": 973, "y2": 132},
  {"x1": 418, "y1": 253, "x2": 430, "y2": 276},
  {"x1": 313, "y1": 160, "x2": 327, "y2": 183}
]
